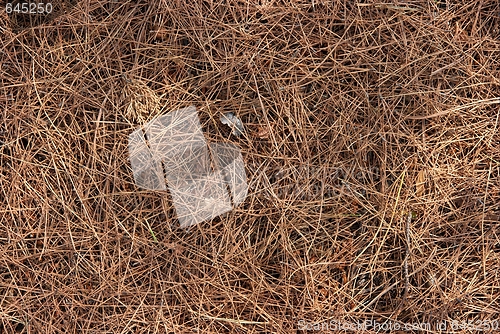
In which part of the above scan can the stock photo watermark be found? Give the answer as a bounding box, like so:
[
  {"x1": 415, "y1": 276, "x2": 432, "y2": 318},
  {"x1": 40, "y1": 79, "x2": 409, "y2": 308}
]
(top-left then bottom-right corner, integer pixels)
[
  {"x1": 248, "y1": 164, "x2": 381, "y2": 201},
  {"x1": 297, "y1": 319, "x2": 499, "y2": 332}
]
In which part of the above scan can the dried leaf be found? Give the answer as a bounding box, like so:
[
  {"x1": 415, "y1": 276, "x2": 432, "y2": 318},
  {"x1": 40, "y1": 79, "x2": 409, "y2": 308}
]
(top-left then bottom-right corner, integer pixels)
[
  {"x1": 415, "y1": 169, "x2": 426, "y2": 197},
  {"x1": 255, "y1": 126, "x2": 270, "y2": 139}
]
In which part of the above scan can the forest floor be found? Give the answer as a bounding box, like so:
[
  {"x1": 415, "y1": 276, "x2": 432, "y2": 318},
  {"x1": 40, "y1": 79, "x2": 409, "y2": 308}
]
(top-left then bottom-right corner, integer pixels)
[{"x1": 1, "y1": 0, "x2": 500, "y2": 333}]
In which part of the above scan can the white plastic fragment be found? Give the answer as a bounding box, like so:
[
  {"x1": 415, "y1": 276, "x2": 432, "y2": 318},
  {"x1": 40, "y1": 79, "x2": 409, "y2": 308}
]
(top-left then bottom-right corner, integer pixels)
[
  {"x1": 220, "y1": 112, "x2": 244, "y2": 137},
  {"x1": 128, "y1": 106, "x2": 248, "y2": 228}
]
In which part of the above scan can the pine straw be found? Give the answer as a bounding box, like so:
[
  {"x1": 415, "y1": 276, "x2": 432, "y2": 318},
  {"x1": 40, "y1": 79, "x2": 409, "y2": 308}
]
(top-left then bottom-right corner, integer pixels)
[{"x1": 1, "y1": 0, "x2": 500, "y2": 333}]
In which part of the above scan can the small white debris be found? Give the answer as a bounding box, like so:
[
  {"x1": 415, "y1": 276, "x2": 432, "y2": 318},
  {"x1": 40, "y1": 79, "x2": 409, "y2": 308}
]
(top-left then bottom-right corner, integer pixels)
[{"x1": 220, "y1": 112, "x2": 244, "y2": 137}]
